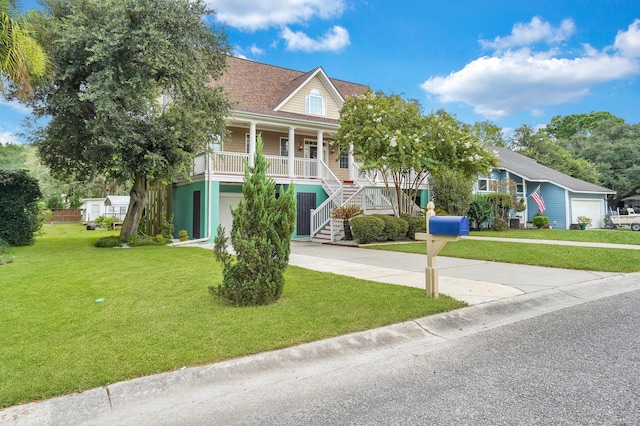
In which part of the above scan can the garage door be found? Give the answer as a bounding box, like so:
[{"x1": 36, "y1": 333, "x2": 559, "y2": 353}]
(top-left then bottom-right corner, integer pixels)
[
  {"x1": 571, "y1": 199, "x2": 604, "y2": 228},
  {"x1": 219, "y1": 194, "x2": 243, "y2": 237}
]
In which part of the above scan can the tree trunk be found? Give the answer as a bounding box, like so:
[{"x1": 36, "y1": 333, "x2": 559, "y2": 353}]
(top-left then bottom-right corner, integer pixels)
[
  {"x1": 119, "y1": 174, "x2": 147, "y2": 241},
  {"x1": 343, "y1": 219, "x2": 352, "y2": 240}
]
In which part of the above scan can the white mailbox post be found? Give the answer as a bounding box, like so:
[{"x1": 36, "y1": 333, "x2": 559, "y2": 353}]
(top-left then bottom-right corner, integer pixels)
[{"x1": 415, "y1": 202, "x2": 469, "y2": 298}]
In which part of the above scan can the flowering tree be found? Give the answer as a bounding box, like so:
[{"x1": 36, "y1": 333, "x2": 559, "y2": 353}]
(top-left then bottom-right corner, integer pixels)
[{"x1": 336, "y1": 91, "x2": 497, "y2": 214}]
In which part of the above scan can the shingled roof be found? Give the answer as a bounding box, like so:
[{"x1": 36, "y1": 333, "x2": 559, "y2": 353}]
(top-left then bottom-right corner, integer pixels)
[
  {"x1": 210, "y1": 56, "x2": 369, "y2": 123},
  {"x1": 489, "y1": 146, "x2": 615, "y2": 194}
]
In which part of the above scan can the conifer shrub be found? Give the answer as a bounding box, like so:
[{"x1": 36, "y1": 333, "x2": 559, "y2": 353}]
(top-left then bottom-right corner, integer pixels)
[
  {"x1": 350, "y1": 215, "x2": 385, "y2": 244},
  {"x1": 212, "y1": 137, "x2": 296, "y2": 306}
]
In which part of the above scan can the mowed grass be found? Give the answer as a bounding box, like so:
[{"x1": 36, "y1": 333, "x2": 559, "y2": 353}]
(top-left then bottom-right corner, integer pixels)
[
  {"x1": 367, "y1": 239, "x2": 640, "y2": 272},
  {"x1": 470, "y1": 228, "x2": 640, "y2": 245},
  {"x1": 0, "y1": 225, "x2": 464, "y2": 408}
]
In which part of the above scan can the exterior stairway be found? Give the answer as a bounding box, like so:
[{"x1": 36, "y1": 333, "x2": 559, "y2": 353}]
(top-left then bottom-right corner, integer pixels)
[{"x1": 311, "y1": 181, "x2": 358, "y2": 242}]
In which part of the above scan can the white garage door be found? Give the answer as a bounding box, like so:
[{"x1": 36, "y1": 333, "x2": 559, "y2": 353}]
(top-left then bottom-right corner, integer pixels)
[
  {"x1": 219, "y1": 194, "x2": 243, "y2": 236},
  {"x1": 571, "y1": 199, "x2": 604, "y2": 228}
]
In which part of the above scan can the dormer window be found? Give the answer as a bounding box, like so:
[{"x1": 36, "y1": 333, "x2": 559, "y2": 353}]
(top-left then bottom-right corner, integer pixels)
[{"x1": 306, "y1": 89, "x2": 326, "y2": 116}]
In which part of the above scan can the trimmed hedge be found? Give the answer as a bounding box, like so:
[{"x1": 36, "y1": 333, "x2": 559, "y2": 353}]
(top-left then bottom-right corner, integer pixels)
[
  {"x1": 401, "y1": 214, "x2": 426, "y2": 239},
  {"x1": 350, "y1": 215, "x2": 385, "y2": 244}
]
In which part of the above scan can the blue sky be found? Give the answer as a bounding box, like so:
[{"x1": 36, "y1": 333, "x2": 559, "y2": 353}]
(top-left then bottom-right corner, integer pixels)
[{"x1": 2, "y1": 0, "x2": 640, "y2": 144}]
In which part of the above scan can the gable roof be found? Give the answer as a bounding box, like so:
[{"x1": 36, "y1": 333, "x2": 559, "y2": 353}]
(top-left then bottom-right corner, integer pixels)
[
  {"x1": 105, "y1": 196, "x2": 131, "y2": 206},
  {"x1": 489, "y1": 146, "x2": 615, "y2": 194},
  {"x1": 210, "y1": 56, "x2": 369, "y2": 123}
]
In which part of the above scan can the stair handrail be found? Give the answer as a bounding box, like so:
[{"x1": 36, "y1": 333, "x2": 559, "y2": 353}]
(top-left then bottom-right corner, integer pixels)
[
  {"x1": 310, "y1": 187, "x2": 343, "y2": 239},
  {"x1": 319, "y1": 159, "x2": 341, "y2": 195}
]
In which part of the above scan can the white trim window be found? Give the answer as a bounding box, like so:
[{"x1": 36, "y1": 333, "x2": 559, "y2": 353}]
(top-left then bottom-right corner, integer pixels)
[
  {"x1": 339, "y1": 152, "x2": 349, "y2": 169},
  {"x1": 280, "y1": 138, "x2": 289, "y2": 156},
  {"x1": 244, "y1": 134, "x2": 250, "y2": 153},
  {"x1": 477, "y1": 178, "x2": 498, "y2": 192},
  {"x1": 305, "y1": 89, "x2": 326, "y2": 116}
]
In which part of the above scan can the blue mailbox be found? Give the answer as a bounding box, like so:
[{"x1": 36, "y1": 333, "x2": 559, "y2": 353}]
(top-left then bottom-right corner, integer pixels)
[{"x1": 429, "y1": 216, "x2": 469, "y2": 237}]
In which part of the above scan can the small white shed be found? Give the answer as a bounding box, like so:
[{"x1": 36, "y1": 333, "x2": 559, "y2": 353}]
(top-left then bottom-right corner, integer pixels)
[
  {"x1": 80, "y1": 198, "x2": 107, "y2": 223},
  {"x1": 105, "y1": 196, "x2": 130, "y2": 221}
]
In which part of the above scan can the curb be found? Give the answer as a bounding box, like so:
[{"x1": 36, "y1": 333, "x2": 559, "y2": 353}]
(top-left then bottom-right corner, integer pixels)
[{"x1": 3, "y1": 275, "x2": 640, "y2": 425}]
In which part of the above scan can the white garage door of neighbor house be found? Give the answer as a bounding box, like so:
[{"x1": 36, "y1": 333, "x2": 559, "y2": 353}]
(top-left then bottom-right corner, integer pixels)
[
  {"x1": 219, "y1": 194, "x2": 244, "y2": 236},
  {"x1": 571, "y1": 199, "x2": 604, "y2": 228}
]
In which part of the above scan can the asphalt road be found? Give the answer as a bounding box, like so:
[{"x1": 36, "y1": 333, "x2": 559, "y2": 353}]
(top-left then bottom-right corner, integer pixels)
[{"x1": 87, "y1": 287, "x2": 640, "y2": 425}]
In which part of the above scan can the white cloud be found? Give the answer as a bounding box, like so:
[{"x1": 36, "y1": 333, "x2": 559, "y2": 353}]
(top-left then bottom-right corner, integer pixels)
[
  {"x1": 422, "y1": 18, "x2": 640, "y2": 119},
  {"x1": 0, "y1": 129, "x2": 18, "y2": 145},
  {"x1": 0, "y1": 98, "x2": 31, "y2": 114},
  {"x1": 206, "y1": 0, "x2": 345, "y2": 31},
  {"x1": 281, "y1": 26, "x2": 350, "y2": 52},
  {"x1": 615, "y1": 19, "x2": 640, "y2": 57},
  {"x1": 249, "y1": 44, "x2": 265, "y2": 56},
  {"x1": 480, "y1": 17, "x2": 576, "y2": 51}
]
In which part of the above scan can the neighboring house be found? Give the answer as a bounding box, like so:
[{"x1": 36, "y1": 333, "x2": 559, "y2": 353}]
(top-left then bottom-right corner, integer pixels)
[
  {"x1": 172, "y1": 57, "x2": 426, "y2": 242},
  {"x1": 621, "y1": 195, "x2": 640, "y2": 212},
  {"x1": 104, "y1": 196, "x2": 130, "y2": 221},
  {"x1": 80, "y1": 196, "x2": 130, "y2": 223},
  {"x1": 481, "y1": 146, "x2": 615, "y2": 229},
  {"x1": 80, "y1": 198, "x2": 106, "y2": 223}
]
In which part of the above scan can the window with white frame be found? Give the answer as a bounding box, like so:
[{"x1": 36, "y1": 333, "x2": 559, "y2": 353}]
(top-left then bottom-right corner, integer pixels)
[
  {"x1": 339, "y1": 152, "x2": 348, "y2": 169},
  {"x1": 211, "y1": 134, "x2": 222, "y2": 152},
  {"x1": 244, "y1": 134, "x2": 250, "y2": 153},
  {"x1": 305, "y1": 89, "x2": 326, "y2": 116},
  {"x1": 280, "y1": 138, "x2": 289, "y2": 156},
  {"x1": 516, "y1": 182, "x2": 524, "y2": 193},
  {"x1": 477, "y1": 178, "x2": 498, "y2": 192}
]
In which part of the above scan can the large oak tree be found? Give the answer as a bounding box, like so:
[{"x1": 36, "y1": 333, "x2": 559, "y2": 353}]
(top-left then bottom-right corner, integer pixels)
[{"x1": 31, "y1": 0, "x2": 231, "y2": 240}]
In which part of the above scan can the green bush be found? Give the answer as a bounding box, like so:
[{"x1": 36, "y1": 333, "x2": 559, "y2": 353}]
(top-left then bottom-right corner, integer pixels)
[
  {"x1": 374, "y1": 215, "x2": 400, "y2": 241},
  {"x1": 213, "y1": 137, "x2": 296, "y2": 306},
  {"x1": 95, "y1": 216, "x2": 115, "y2": 230},
  {"x1": 179, "y1": 229, "x2": 189, "y2": 241},
  {"x1": 0, "y1": 169, "x2": 44, "y2": 246},
  {"x1": 401, "y1": 214, "x2": 426, "y2": 239},
  {"x1": 395, "y1": 216, "x2": 409, "y2": 238},
  {"x1": 0, "y1": 237, "x2": 12, "y2": 265},
  {"x1": 94, "y1": 236, "x2": 124, "y2": 248},
  {"x1": 350, "y1": 215, "x2": 385, "y2": 244},
  {"x1": 127, "y1": 234, "x2": 166, "y2": 247},
  {"x1": 532, "y1": 214, "x2": 549, "y2": 229}
]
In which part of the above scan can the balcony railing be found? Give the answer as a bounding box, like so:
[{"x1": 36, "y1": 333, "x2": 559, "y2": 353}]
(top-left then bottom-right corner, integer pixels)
[{"x1": 193, "y1": 152, "x2": 323, "y2": 180}]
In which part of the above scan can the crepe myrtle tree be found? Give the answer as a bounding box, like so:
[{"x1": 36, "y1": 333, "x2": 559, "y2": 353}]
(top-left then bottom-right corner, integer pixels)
[
  {"x1": 336, "y1": 90, "x2": 496, "y2": 215},
  {"x1": 30, "y1": 0, "x2": 231, "y2": 241}
]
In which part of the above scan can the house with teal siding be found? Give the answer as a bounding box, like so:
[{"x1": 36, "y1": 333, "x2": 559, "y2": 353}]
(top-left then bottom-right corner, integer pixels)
[
  {"x1": 172, "y1": 57, "x2": 427, "y2": 243},
  {"x1": 480, "y1": 147, "x2": 615, "y2": 229}
]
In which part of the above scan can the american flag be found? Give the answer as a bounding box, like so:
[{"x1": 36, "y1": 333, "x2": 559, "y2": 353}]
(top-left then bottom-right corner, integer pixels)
[{"x1": 529, "y1": 185, "x2": 546, "y2": 213}]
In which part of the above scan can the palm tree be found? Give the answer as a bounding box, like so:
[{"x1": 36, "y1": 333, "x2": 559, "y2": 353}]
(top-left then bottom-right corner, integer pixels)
[{"x1": 0, "y1": 0, "x2": 47, "y2": 99}]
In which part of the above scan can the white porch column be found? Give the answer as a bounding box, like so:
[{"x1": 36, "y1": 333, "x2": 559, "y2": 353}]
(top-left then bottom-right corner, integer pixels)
[
  {"x1": 316, "y1": 130, "x2": 324, "y2": 178},
  {"x1": 249, "y1": 121, "x2": 257, "y2": 167},
  {"x1": 288, "y1": 127, "x2": 296, "y2": 178},
  {"x1": 348, "y1": 142, "x2": 355, "y2": 180}
]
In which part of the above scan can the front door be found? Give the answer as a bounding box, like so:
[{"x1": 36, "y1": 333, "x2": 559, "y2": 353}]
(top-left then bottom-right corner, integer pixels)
[{"x1": 296, "y1": 192, "x2": 316, "y2": 235}]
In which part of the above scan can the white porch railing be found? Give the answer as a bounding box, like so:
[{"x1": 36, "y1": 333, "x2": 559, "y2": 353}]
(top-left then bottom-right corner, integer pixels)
[{"x1": 309, "y1": 160, "x2": 344, "y2": 239}]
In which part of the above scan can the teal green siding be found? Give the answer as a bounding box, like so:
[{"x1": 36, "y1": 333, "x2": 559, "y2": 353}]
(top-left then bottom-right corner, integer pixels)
[
  {"x1": 291, "y1": 184, "x2": 328, "y2": 238},
  {"x1": 172, "y1": 180, "x2": 219, "y2": 242}
]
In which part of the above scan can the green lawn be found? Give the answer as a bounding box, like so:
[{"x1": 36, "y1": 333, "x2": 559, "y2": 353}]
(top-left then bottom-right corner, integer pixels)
[
  {"x1": 470, "y1": 228, "x2": 640, "y2": 245},
  {"x1": 367, "y1": 239, "x2": 640, "y2": 272},
  {"x1": 0, "y1": 224, "x2": 464, "y2": 408}
]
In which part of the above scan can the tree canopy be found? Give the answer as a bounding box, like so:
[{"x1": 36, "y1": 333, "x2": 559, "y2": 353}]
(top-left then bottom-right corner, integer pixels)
[
  {"x1": 508, "y1": 124, "x2": 600, "y2": 184},
  {"x1": 31, "y1": 0, "x2": 232, "y2": 240},
  {"x1": 0, "y1": 0, "x2": 47, "y2": 99},
  {"x1": 546, "y1": 112, "x2": 624, "y2": 140},
  {"x1": 336, "y1": 91, "x2": 496, "y2": 215}
]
